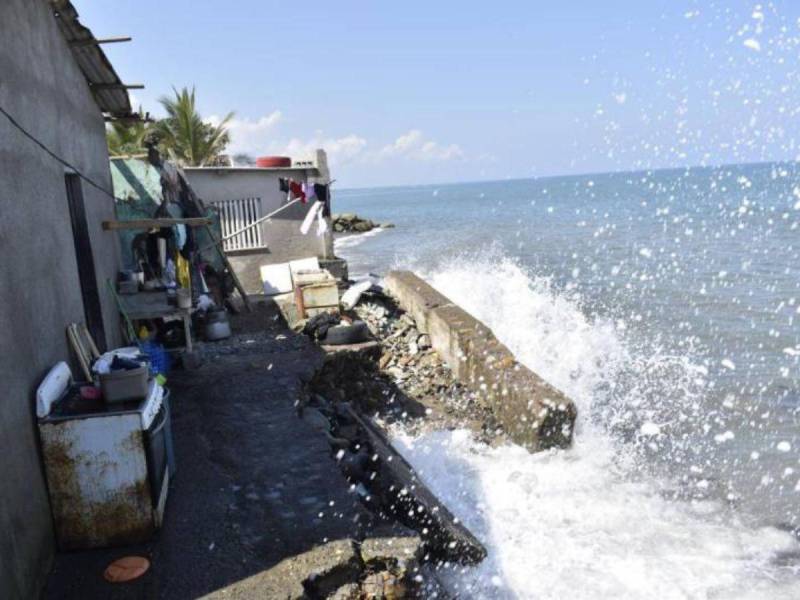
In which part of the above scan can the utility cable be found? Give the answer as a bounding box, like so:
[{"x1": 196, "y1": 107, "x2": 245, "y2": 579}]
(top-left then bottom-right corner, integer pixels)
[{"x1": 0, "y1": 102, "x2": 123, "y2": 202}]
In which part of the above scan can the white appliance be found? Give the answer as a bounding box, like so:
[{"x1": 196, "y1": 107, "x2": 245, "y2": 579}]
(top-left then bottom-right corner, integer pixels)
[{"x1": 37, "y1": 364, "x2": 171, "y2": 550}]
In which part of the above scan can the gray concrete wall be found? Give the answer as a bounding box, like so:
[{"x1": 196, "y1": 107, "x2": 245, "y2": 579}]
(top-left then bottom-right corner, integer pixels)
[
  {"x1": 184, "y1": 167, "x2": 335, "y2": 294},
  {"x1": 0, "y1": 1, "x2": 122, "y2": 597},
  {"x1": 385, "y1": 271, "x2": 577, "y2": 451}
]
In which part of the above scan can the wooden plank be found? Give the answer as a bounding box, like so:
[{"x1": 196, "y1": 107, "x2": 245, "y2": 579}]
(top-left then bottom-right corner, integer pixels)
[
  {"x1": 70, "y1": 36, "x2": 132, "y2": 47},
  {"x1": 102, "y1": 217, "x2": 212, "y2": 230},
  {"x1": 91, "y1": 83, "x2": 145, "y2": 90}
]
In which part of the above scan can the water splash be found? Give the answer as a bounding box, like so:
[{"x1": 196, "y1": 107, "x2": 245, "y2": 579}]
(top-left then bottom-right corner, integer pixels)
[{"x1": 384, "y1": 249, "x2": 800, "y2": 598}]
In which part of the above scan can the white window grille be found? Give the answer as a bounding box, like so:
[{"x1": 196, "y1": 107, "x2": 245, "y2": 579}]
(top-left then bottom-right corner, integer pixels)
[{"x1": 212, "y1": 197, "x2": 266, "y2": 252}]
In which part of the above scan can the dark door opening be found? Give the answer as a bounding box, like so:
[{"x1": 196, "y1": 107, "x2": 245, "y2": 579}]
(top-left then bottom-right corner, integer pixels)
[{"x1": 65, "y1": 173, "x2": 106, "y2": 351}]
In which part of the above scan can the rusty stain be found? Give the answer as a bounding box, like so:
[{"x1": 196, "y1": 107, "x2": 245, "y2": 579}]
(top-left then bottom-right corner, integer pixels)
[
  {"x1": 55, "y1": 482, "x2": 154, "y2": 550},
  {"x1": 40, "y1": 419, "x2": 155, "y2": 550}
]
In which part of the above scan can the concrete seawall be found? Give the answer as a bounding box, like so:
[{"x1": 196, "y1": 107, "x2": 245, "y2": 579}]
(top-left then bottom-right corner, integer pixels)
[{"x1": 385, "y1": 271, "x2": 577, "y2": 451}]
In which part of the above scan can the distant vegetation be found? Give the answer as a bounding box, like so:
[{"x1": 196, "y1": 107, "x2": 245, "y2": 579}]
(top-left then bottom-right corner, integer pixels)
[{"x1": 106, "y1": 86, "x2": 234, "y2": 167}]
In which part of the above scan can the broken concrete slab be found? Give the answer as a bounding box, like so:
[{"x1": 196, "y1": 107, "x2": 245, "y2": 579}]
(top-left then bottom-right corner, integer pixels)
[
  {"x1": 301, "y1": 539, "x2": 363, "y2": 598},
  {"x1": 359, "y1": 536, "x2": 422, "y2": 567},
  {"x1": 343, "y1": 406, "x2": 487, "y2": 564},
  {"x1": 384, "y1": 270, "x2": 577, "y2": 451},
  {"x1": 320, "y1": 339, "x2": 382, "y2": 361},
  {"x1": 327, "y1": 582, "x2": 360, "y2": 600}
]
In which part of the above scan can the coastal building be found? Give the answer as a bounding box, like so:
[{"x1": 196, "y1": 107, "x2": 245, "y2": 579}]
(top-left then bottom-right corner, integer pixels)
[
  {"x1": 183, "y1": 150, "x2": 344, "y2": 295},
  {"x1": 0, "y1": 1, "x2": 133, "y2": 597}
]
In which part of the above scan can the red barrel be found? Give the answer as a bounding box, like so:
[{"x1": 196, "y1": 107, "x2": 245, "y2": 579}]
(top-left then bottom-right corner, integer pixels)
[{"x1": 255, "y1": 156, "x2": 291, "y2": 168}]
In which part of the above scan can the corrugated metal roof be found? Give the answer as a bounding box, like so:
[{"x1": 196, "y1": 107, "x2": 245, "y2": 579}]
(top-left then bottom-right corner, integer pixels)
[{"x1": 49, "y1": 0, "x2": 134, "y2": 118}]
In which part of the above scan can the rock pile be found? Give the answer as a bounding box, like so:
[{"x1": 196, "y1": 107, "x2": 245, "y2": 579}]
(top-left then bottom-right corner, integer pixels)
[
  {"x1": 332, "y1": 213, "x2": 394, "y2": 233},
  {"x1": 352, "y1": 292, "x2": 500, "y2": 439}
]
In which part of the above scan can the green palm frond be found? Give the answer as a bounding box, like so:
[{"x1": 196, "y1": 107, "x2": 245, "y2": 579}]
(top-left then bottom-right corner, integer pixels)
[
  {"x1": 106, "y1": 108, "x2": 150, "y2": 156},
  {"x1": 154, "y1": 87, "x2": 233, "y2": 166}
]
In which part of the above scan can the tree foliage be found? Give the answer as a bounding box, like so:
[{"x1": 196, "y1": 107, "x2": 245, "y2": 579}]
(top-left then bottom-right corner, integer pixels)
[
  {"x1": 105, "y1": 87, "x2": 234, "y2": 166},
  {"x1": 153, "y1": 87, "x2": 234, "y2": 166},
  {"x1": 106, "y1": 108, "x2": 150, "y2": 156}
]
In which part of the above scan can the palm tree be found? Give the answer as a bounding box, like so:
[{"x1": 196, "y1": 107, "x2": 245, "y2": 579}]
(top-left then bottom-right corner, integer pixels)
[
  {"x1": 154, "y1": 87, "x2": 233, "y2": 166},
  {"x1": 106, "y1": 109, "x2": 150, "y2": 156}
]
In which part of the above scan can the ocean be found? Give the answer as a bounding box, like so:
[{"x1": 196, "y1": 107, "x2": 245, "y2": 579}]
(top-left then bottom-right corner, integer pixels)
[{"x1": 333, "y1": 162, "x2": 800, "y2": 598}]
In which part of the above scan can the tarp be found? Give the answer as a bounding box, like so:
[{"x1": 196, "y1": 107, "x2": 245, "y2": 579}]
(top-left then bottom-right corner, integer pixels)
[{"x1": 109, "y1": 157, "x2": 224, "y2": 272}]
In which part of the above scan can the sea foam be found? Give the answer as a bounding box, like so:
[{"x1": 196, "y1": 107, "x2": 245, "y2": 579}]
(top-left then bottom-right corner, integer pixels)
[{"x1": 388, "y1": 252, "x2": 800, "y2": 599}]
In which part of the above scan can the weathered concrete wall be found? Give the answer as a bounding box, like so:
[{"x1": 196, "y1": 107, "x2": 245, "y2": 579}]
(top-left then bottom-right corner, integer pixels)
[
  {"x1": 385, "y1": 271, "x2": 577, "y2": 451},
  {"x1": 0, "y1": 1, "x2": 123, "y2": 597},
  {"x1": 184, "y1": 167, "x2": 335, "y2": 294}
]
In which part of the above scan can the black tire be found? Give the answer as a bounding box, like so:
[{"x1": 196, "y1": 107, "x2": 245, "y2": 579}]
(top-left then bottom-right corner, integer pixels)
[{"x1": 322, "y1": 320, "x2": 370, "y2": 345}]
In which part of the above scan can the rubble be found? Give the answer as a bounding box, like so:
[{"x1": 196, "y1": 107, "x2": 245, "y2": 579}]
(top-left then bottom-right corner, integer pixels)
[
  {"x1": 342, "y1": 292, "x2": 502, "y2": 440},
  {"x1": 300, "y1": 287, "x2": 494, "y2": 572},
  {"x1": 212, "y1": 536, "x2": 432, "y2": 599}
]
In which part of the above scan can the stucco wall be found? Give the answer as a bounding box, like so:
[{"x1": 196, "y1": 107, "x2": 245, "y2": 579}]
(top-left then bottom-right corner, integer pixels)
[
  {"x1": 0, "y1": 1, "x2": 122, "y2": 597},
  {"x1": 184, "y1": 168, "x2": 335, "y2": 293}
]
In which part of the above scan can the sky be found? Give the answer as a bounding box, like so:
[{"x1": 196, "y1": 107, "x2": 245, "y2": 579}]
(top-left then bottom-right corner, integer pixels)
[{"x1": 75, "y1": 1, "x2": 800, "y2": 188}]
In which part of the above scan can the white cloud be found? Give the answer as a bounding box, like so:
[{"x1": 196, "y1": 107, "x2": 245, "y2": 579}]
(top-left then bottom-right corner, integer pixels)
[
  {"x1": 272, "y1": 134, "x2": 368, "y2": 167},
  {"x1": 207, "y1": 110, "x2": 283, "y2": 154},
  {"x1": 379, "y1": 129, "x2": 464, "y2": 161}
]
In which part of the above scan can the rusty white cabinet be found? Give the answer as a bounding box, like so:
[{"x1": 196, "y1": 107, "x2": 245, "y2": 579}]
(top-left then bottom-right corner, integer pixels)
[{"x1": 38, "y1": 367, "x2": 170, "y2": 550}]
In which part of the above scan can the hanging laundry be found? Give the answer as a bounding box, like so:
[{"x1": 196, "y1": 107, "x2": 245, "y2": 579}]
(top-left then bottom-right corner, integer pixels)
[
  {"x1": 316, "y1": 206, "x2": 328, "y2": 237},
  {"x1": 314, "y1": 184, "x2": 331, "y2": 217},
  {"x1": 303, "y1": 181, "x2": 317, "y2": 202},
  {"x1": 289, "y1": 180, "x2": 306, "y2": 203},
  {"x1": 278, "y1": 178, "x2": 290, "y2": 193},
  {"x1": 300, "y1": 201, "x2": 323, "y2": 235}
]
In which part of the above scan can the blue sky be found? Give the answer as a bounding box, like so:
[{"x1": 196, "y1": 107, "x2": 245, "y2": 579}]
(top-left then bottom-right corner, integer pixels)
[{"x1": 76, "y1": 1, "x2": 800, "y2": 187}]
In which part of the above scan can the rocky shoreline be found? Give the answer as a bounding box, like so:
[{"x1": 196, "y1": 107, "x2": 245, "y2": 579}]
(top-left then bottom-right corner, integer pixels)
[
  {"x1": 332, "y1": 213, "x2": 394, "y2": 233},
  {"x1": 290, "y1": 284, "x2": 510, "y2": 597}
]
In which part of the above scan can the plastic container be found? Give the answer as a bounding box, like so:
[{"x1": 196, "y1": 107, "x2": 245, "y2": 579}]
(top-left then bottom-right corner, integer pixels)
[
  {"x1": 255, "y1": 156, "x2": 291, "y2": 168},
  {"x1": 141, "y1": 341, "x2": 170, "y2": 376},
  {"x1": 99, "y1": 365, "x2": 149, "y2": 403},
  {"x1": 176, "y1": 288, "x2": 192, "y2": 309},
  {"x1": 205, "y1": 309, "x2": 231, "y2": 341}
]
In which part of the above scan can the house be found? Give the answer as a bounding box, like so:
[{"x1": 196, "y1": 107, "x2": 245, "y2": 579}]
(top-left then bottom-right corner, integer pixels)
[
  {"x1": 183, "y1": 150, "x2": 348, "y2": 295},
  {"x1": 0, "y1": 1, "x2": 134, "y2": 597}
]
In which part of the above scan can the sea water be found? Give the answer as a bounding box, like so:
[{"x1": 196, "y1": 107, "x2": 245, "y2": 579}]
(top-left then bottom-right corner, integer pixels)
[{"x1": 334, "y1": 163, "x2": 800, "y2": 598}]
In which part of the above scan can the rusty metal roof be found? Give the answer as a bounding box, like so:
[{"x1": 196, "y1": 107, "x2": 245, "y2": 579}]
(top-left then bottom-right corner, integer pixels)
[{"x1": 49, "y1": 0, "x2": 135, "y2": 118}]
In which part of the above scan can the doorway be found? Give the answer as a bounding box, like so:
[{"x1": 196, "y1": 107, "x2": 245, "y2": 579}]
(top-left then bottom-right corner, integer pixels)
[{"x1": 65, "y1": 173, "x2": 106, "y2": 351}]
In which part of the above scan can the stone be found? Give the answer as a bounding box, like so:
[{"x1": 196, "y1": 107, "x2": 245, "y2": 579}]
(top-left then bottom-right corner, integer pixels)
[
  {"x1": 361, "y1": 571, "x2": 407, "y2": 599},
  {"x1": 328, "y1": 582, "x2": 360, "y2": 599},
  {"x1": 386, "y1": 367, "x2": 405, "y2": 380},
  {"x1": 359, "y1": 536, "x2": 422, "y2": 566},
  {"x1": 301, "y1": 539, "x2": 363, "y2": 598},
  {"x1": 210, "y1": 539, "x2": 361, "y2": 599},
  {"x1": 379, "y1": 352, "x2": 393, "y2": 370}
]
